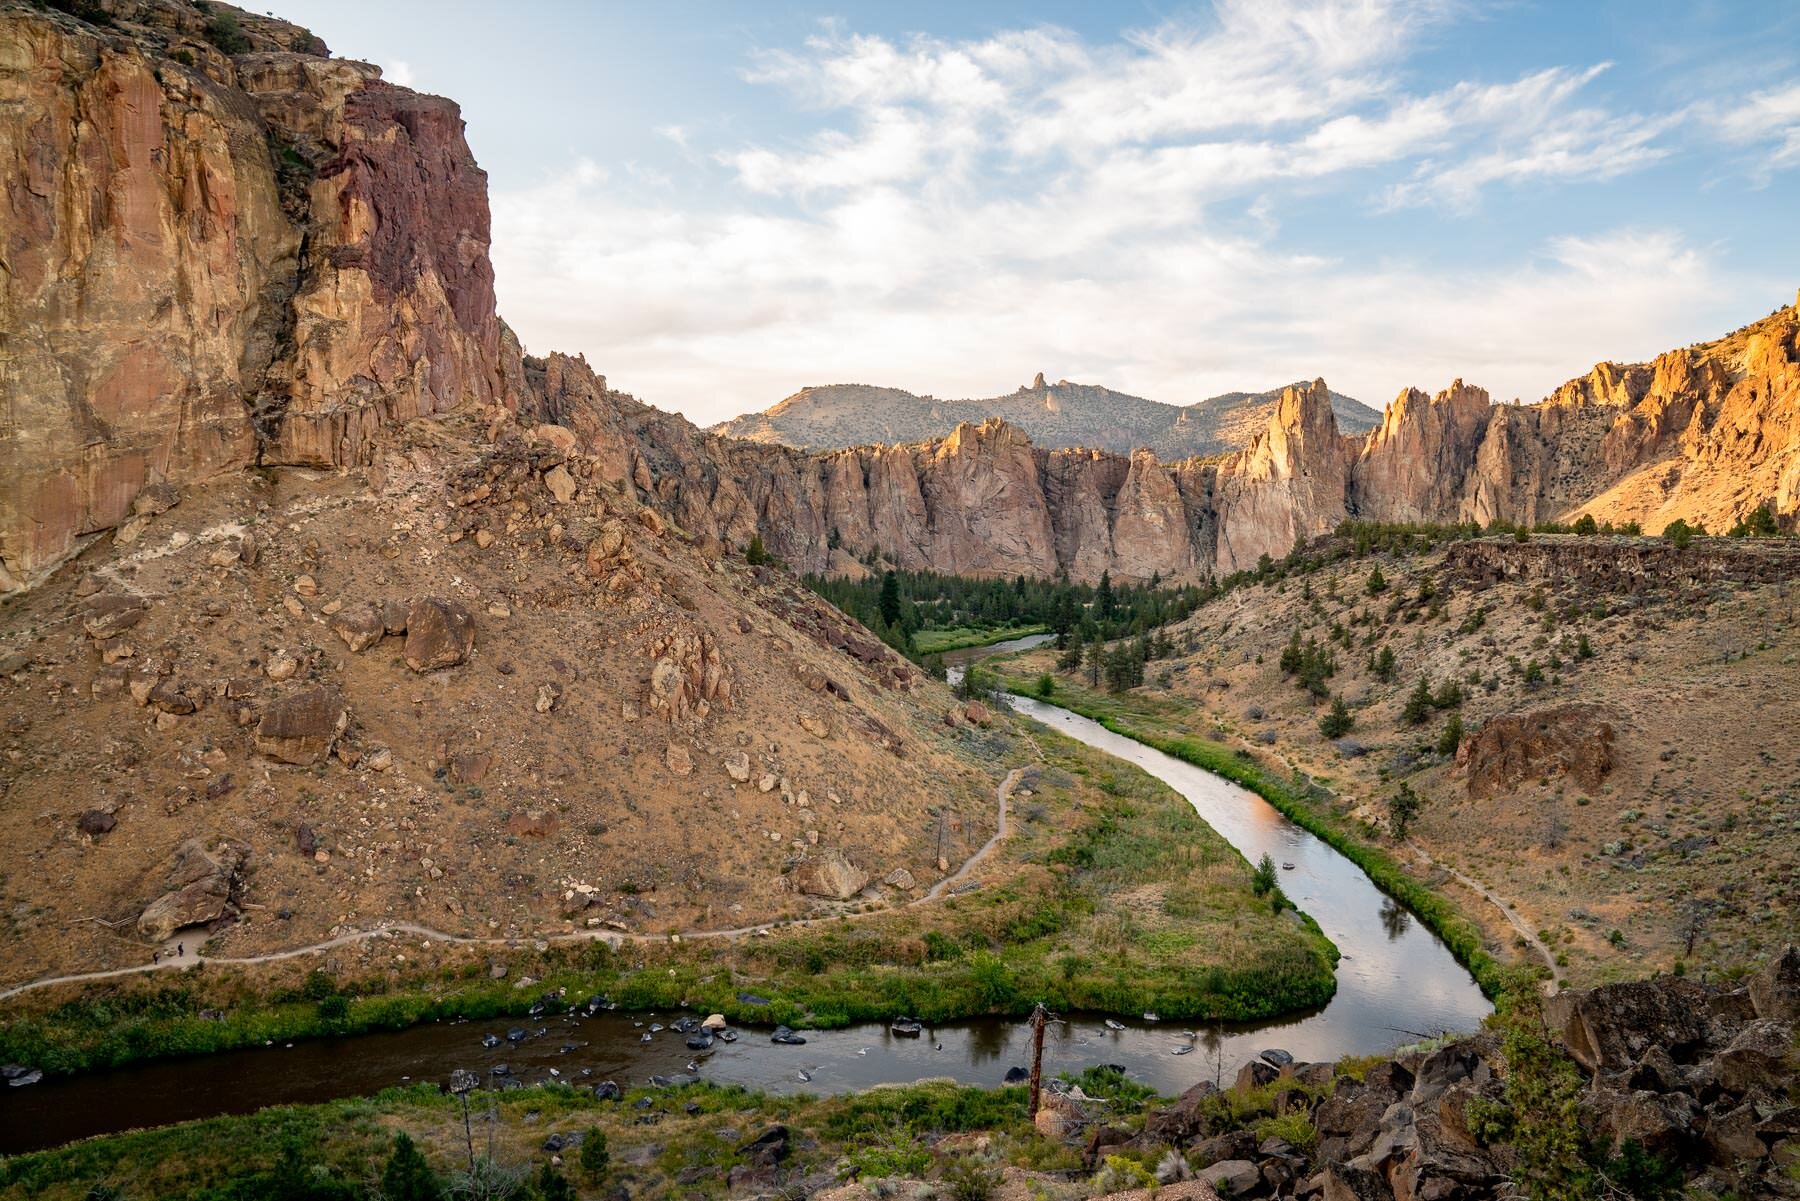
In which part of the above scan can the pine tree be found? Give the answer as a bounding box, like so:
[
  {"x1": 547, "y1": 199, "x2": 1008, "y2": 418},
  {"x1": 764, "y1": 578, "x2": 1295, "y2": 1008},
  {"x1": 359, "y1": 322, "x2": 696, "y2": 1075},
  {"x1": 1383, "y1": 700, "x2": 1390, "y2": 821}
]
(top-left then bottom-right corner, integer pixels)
[
  {"x1": 745, "y1": 533, "x2": 770, "y2": 565},
  {"x1": 380, "y1": 1133, "x2": 441, "y2": 1201},
  {"x1": 1402, "y1": 676, "x2": 1432, "y2": 725},
  {"x1": 1436, "y1": 713, "x2": 1463, "y2": 756},
  {"x1": 1388, "y1": 782, "x2": 1421, "y2": 838},
  {"x1": 536, "y1": 1164, "x2": 575, "y2": 1201},
  {"x1": 1374, "y1": 645, "x2": 1396, "y2": 682},
  {"x1": 878, "y1": 570, "x2": 902, "y2": 627},
  {"x1": 579, "y1": 1127, "x2": 610, "y2": 1183},
  {"x1": 1319, "y1": 696, "x2": 1353, "y2": 739},
  {"x1": 1366, "y1": 565, "x2": 1388, "y2": 596},
  {"x1": 1096, "y1": 570, "x2": 1115, "y2": 619}
]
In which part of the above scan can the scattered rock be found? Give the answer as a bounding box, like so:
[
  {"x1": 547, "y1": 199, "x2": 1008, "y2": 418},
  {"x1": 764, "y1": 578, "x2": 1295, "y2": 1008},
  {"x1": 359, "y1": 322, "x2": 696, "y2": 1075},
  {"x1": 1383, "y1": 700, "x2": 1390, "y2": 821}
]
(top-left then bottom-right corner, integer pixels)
[
  {"x1": 883, "y1": 867, "x2": 916, "y2": 890},
  {"x1": 293, "y1": 574, "x2": 318, "y2": 597},
  {"x1": 77, "y1": 809, "x2": 116, "y2": 837},
  {"x1": 724, "y1": 751, "x2": 751, "y2": 782},
  {"x1": 664, "y1": 742, "x2": 693, "y2": 776},
  {"x1": 543, "y1": 465, "x2": 576, "y2": 503},
  {"x1": 329, "y1": 604, "x2": 385, "y2": 653},
  {"x1": 255, "y1": 686, "x2": 349, "y2": 765},
  {"x1": 82, "y1": 596, "x2": 148, "y2": 640},
  {"x1": 404, "y1": 598, "x2": 476, "y2": 671}
]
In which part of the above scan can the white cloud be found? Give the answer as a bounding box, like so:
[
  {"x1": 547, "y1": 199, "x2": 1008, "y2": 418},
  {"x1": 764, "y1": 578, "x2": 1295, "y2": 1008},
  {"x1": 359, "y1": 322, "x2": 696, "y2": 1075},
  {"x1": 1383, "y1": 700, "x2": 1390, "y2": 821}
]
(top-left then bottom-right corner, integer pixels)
[
  {"x1": 488, "y1": 2, "x2": 1776, "y2": 428},
  {"x1": 384, "y1": 59, "x2": 415, "y2": 88},
  {"x1": 1708, "y1": 81, "x2": 1800, "y2": 176}
]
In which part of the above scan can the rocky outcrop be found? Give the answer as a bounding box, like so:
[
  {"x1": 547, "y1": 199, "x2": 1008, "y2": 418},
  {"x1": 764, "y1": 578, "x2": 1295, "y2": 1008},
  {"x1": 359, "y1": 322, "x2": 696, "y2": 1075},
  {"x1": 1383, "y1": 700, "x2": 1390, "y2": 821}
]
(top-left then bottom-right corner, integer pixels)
[
  {"x1": 1133, "y1": 956, "x2": 1800, "y2": 1201},
  {"x1": 1212, "y1": 380, "x2": 1352, "y2": 573},
  {"x1": 0, "y1": 1, "x2": 507, "y2": 589},
  {"x1": 1456, "y1": 704, "x2": 1616, "y2": 799}
]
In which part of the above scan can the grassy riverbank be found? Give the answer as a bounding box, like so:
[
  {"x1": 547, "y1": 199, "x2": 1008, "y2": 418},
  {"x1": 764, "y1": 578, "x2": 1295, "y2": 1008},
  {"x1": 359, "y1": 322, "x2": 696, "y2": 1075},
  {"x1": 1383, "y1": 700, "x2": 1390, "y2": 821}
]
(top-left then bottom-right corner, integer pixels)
[
  {"x1": 911, "y1": 623, "x2": 1049, "y2": 656},
  {"x1": 992, "y1": 668, "x2": 1510, "y2": 1003},
  {"x1": 0, "y1": 1077, "x2": 1045, "y2": 1200},
  {"x1": 0, "y1": 728, "x2": 1336, "y2": 1077}
]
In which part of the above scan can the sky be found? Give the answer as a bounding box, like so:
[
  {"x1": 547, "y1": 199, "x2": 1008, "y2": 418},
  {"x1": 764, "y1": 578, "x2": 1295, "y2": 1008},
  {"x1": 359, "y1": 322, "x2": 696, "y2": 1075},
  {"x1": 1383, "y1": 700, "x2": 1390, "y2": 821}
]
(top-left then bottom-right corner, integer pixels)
[{"x1": 273, "y1": 0, "x2": 1800, "y2": 425}]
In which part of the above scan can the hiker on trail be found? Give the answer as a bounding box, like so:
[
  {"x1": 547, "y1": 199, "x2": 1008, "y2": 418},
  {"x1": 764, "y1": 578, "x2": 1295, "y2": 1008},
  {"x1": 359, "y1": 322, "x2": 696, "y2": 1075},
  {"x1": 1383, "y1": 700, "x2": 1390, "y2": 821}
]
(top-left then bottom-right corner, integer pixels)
[
  {"x1": 177, "y1": 942, "x2": 183, "y2": 957},
  {"x1": 152, "y1": 950, "x2": 159, "y2": 964}
]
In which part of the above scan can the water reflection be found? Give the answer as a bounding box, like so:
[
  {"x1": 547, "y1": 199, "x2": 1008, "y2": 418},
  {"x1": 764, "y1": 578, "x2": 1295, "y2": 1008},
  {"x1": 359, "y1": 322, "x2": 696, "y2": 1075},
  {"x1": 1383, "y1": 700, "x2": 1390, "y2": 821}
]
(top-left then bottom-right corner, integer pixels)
[
  {"x1": 0, "y1": 648, "x2": 1491, "y2": 1154},
  {"x1": 1381, "y1": 897, "x2": 1412, "y2": 940}
]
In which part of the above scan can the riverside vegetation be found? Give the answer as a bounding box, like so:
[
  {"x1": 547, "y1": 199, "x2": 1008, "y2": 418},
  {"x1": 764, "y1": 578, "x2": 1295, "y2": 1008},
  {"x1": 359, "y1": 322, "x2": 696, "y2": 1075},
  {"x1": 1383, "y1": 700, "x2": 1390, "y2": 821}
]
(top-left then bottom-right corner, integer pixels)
[
  {"x1": 7, "y1": 950, "x2": 1796, "y2": 1201},
  {"x1": 0, "y1": 728, "x2": 1335, "y2": 1076}
]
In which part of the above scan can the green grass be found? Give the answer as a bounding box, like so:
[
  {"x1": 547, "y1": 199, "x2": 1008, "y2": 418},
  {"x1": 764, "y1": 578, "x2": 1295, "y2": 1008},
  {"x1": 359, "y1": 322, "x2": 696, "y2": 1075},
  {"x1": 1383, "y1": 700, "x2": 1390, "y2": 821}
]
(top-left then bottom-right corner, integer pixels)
[
  {"x1": 0, "y1": 1078, "x2": 1033, "y2": 1201},
  {"x1": 912, "y1": 623, "x2": 1049, "y2": 655},
  {"x1": 0, "y1": 731, "x2": 1336, "y2": 1078},
  {"x1": 992, "y1": 670, "x2": 1509, "y2": 1003}
]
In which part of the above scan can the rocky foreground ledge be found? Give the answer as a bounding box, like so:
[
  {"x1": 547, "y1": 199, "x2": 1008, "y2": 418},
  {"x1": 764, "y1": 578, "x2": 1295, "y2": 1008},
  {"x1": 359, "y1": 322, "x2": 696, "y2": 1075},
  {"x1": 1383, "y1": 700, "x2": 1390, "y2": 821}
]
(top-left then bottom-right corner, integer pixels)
[{"x1": 1089, "y1": 946, "x2": 1800, "y2": 1201}]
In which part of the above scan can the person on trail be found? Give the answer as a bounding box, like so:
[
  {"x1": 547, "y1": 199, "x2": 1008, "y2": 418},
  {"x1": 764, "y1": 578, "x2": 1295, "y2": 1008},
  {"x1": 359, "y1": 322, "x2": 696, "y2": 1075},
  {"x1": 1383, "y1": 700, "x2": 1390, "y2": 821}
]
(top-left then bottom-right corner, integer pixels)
[
  {"x1": 177, "y1": 943, "x2": 183, "y2": 957},
  {"x1": 152, "y1": 950, "x2": 159, "y2": 964}
]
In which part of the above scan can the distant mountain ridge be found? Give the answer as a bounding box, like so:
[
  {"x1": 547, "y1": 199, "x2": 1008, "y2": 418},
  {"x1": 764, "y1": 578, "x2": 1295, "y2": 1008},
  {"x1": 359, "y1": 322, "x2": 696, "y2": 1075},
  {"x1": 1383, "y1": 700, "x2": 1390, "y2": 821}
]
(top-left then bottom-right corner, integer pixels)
[{"x1": 709, "y1": 373, "x2": 1381, "y2": 458}]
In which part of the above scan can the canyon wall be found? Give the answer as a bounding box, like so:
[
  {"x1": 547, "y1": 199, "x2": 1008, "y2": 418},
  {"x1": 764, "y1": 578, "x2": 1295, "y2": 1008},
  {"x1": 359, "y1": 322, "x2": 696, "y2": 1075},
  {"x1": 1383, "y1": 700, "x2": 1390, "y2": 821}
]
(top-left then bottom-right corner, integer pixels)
[
  {"x1": 0, "y1": 0, "x2": 508, "y2": 588},
  {"x1": 4, "y1": 2, "x2": 1798, "y2": 591}
]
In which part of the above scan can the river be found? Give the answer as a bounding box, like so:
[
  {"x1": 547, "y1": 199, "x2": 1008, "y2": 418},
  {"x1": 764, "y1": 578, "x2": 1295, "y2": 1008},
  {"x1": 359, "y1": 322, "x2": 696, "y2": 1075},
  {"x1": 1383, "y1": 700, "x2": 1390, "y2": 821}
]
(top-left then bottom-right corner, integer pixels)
[{"x1": 0, "y1": 633, "x2": 1489, "y2": 1154}]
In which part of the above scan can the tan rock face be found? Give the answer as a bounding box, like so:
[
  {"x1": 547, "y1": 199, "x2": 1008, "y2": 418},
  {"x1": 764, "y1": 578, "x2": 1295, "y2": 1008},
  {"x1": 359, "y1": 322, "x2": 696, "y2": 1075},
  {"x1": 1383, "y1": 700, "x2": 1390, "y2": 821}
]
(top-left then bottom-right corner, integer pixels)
[{"x1": 0, "y1": 3, "x2": 508, "y2": 589}]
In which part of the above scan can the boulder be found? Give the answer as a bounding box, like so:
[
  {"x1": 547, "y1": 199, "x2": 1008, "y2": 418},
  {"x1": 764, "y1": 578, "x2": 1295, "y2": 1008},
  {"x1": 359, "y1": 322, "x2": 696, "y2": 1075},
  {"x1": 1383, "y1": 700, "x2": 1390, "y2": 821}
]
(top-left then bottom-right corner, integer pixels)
[
  {"x1": 1197, "y1": 1159, "x2": 1260, "y2": 1196},
  {"x1": 1591, "y1": 1086, "x2": 1699, "y2": 1160},
  {"x1": 1234, "y1": 1059, "x2": 1279, "y2": 1092},
  {"x1": 1410, "y1": 1041, "x2": 1481, "y2": 1105},
  {"x1": 1749, "y1": 944, "x2": 1800, "y2": 1022},
  {"x1": 78, "y1": 809, "x2": 116, "y2": 836},
  {"x1": 543, "y1": 465, "x2": 576, "y2": 503},
  {"x1": 883, "y1": 867, "x2": 917, "y2": 890},
  {"x1": 328, "y1": 604, "x2": 385, "y2": 652},
  {"x1": 1034, "y1": 1091, "x2": 1085, "y2": 1141},
  {"x1": 1141, "y1": 1079, "x2": 1222, "y2": 1144},
  {"x1": 1386, "y1": 1113, "x2": 1498, "y2": 1201},
  {"x1": 1544, "y1": 977, "x2": 1711, "y2": 1073},
  {"x1": 403, "y1": 598, "x2": 476, "y2": 671},
  {"x1": 82, "y1": 596, "x2": 149, "y2": 639},
  {"x1": 724, "y1": 751, "x2": 751, "y2": 782},
  {"x1": 1703, "y1": 1103, "x2": 1767, "y2": 1166},
  {"x1": 1190, "y1": 1130, "x2": 1258, "y2": 1166},
  {"x1": 137, "y1": 839, "x2": 245, "y2": 940},
  {"x1": 1362, "y1": 1061, "x2": 1415, "y2": 1098},
  {"x1": 1320, "y1": 1162, "x2": 1389, "y2": 1201},
  {"x1": 664, "y1": 742, "x2": 693, "y2": 776},
  {"x1": 963, "y1": 701, "x2": 994, "y2": 727},
  {"x1": 255, "y1": 687, "x2": 349, "y2": 765},
  {"x1": 789, "y1": 850, "x2": 867, "y2": 900},
  {"x1": 1706, "y1": 1019, "x2": 1796, "y2": 1096},
  {"x1": 738, "y1": 1125, "x2": 789, "y2": 1169},
  {"x1": 380, "y1": 600, "x2": 410, "y2": 635}
]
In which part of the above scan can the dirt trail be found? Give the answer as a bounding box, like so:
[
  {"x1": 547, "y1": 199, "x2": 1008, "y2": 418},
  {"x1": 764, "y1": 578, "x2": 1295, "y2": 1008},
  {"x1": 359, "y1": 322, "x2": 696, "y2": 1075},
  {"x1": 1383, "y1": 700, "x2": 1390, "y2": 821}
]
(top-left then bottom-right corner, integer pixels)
[
  {"x1": 1407, "y1": 841, "x2": 1563, "y2": 992},
  {"x1": 0, "y1": 768, "x2": 1026, "y2": 1002}
]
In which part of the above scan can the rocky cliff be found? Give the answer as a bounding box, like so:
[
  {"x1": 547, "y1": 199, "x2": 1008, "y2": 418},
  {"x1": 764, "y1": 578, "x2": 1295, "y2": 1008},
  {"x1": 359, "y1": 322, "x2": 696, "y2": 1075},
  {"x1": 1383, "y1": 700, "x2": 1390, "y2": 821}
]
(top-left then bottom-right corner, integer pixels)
[
  {"x1": 0, "y1": 0, "x2": 508, "y2": 589},
  {"x1": 5, "y1": 2, "x2": 1799, "y2": 593}
]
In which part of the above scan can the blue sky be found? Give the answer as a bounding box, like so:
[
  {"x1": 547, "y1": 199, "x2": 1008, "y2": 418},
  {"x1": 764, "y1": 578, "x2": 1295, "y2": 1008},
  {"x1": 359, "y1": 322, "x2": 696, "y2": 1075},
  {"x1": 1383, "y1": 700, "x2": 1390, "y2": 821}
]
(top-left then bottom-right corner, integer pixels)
[{"x1": 275, "y1": 0, "x2": 1800, "y2": 425}]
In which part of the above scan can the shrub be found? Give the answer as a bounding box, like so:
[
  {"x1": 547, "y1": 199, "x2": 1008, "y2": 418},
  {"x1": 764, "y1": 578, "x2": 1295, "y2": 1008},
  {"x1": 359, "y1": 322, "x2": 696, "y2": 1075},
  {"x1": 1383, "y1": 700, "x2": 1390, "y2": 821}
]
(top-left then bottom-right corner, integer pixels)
[
  {"x1": 1035, "y1": 672, "x2": 1055, "y2": 698},
  {"x1": 1571, "y1": 514, "x2": 1598, "y2": 536},
  {"x1": 1661, "y1": 519, "x2": 1693, "y2": 549},
  {"x1": 1251, "y1": 853, "x2": 1279, "y2": 897},
  {"x1": 1436, "y1": 713, "x2": 1463, "y2": 756},
  {"x1": 1365, "y1": 566, "x2": 1388, "y2": 596},
  {"x1": 204, "y1": 10, "x2": 251, "y2": 54},
  {"x1": 744, "y1": 533, "x2": 770, "y2": 565},
  {"x1": 942, "y1": 1155, "x2": 1001, "y2": 1201}
]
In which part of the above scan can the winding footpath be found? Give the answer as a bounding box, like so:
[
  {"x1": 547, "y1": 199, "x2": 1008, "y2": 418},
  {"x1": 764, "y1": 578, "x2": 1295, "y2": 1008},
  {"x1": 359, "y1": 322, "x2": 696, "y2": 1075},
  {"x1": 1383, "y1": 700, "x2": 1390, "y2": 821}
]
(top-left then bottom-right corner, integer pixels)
[
  {"x1": 0, "y1": 768, "x2": 1027, "y2": 1003},
  {"x1": 1407, "y1": 840, "x2": 1564, "y2": 992}
]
